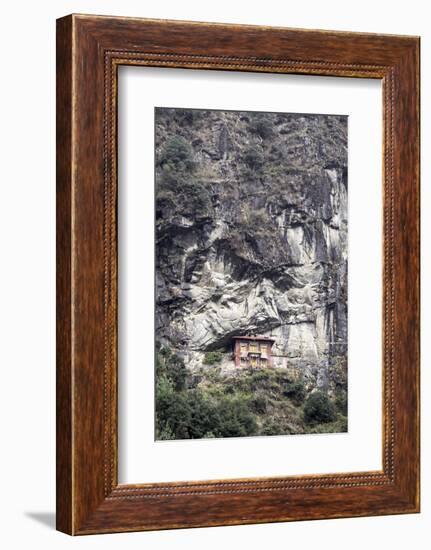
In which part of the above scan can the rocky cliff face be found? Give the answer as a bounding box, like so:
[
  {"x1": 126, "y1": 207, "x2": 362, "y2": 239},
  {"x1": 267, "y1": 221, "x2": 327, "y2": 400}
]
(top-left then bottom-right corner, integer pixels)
[{"x1": 155, "y1": 108, "x2": 348, "y2": 392}]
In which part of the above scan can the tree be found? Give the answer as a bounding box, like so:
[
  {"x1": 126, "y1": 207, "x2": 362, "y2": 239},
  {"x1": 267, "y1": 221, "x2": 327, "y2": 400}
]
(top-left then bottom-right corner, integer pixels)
[
  {"x1": 159, "y1": 135, "x2": 196, "y2": 173},
  {"x1": 303, "y1": 391, "x2": 336, "y2": 424}
]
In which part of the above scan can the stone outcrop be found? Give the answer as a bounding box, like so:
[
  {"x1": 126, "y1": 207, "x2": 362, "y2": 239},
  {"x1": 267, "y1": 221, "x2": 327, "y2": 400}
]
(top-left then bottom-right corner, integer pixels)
[{"x1": 155, "y1": 108, "x2": 348, "y2": 391}]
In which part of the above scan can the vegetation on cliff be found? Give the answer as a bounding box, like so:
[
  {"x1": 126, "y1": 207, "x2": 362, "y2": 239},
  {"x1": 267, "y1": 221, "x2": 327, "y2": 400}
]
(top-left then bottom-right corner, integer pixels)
[
  {"x1": 155, "y1": 348, "x2": 347, "y2": 440},
  {"x1": 154, "y1": 107, "x2": 348, "y2": 438}
]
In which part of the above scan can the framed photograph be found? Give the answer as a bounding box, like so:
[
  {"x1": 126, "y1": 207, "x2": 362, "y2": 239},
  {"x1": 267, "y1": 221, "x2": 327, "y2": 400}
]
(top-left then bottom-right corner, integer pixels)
[{"x1": 56, "y1": 14, "x2": 420, "y2": 535}]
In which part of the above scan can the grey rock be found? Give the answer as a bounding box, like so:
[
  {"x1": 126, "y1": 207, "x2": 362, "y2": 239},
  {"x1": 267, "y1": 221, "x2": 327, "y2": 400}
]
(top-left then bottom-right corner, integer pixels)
[{"x1": 155, "y1": 108, "x2": 348, "y2": 389}]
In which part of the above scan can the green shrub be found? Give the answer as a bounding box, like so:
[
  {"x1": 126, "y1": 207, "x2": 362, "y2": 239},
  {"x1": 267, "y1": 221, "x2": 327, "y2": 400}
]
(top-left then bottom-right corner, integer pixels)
[
  {"x1": 283, "y1": 380, "x2": 306, "y2": 406},
  {"x1": 335, "y1": 416, "x2": 348, "y2": 432},
  {"x1": 307, "y1": 415, "x2": 347, "y2": 434},
  {"x1": 243, "y1": 146, "x2": 264, "y2": 170},
  {"x1": 156, "y1": 387, "x2": 257, "y2": 440},
  {"x1": 216, "y1": 397, "x2": 258, "y2": 438},
  {"x1": 156, "y1": 349, "x2": 187, "y2": 392},
  {"x1": 261, "y1": 419, "x2": 298, "y2": 436},
  {"x1": 303, "y1": 391, "x2": 337, "y2": 424},
  {"x1": 173, "y1": 109, "x2": 200, "y2": 125},
  {"x1": 155, "y1": 349, "x2": 260, "y2": 440},
  {"x1": 159, "y1": 135, "x2": 196, "y2": 173},
  {"x1": 249, "y1": 117, "x2": 273, "y2": 139},
  {"x1": 186, "y1": 391, "x2": 220, "y2": 438},
  {"x1": 155, "y1": 360, "x2": 344, "y2": 440},
  {"x1": 335, "y1": 389, "x2": 348, "y2": 415},
  {"x1": 203, "y1": 351, "x2": 223, "y2": 365},
  {"x1": 260, "y1": 413, "x2": 302, "y2": 436},
  {"x1": 261, "y1": 419, "x2": 284, "y2": 436},
  {"x1": 247, "y1": 369, "x2": 274, "y2": 391},
  {"x1": 157, "y1": 176, "x2": 212, "y2": 218},
  {"x1": 251, "y1": 394, "x2": 268, "y2": 414}
]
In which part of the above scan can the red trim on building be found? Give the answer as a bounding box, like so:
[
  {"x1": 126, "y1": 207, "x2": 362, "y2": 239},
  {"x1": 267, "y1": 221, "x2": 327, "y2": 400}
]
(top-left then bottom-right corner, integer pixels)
[{"x1": 232, "y1": 336, "x2": 275, "y2": 343}]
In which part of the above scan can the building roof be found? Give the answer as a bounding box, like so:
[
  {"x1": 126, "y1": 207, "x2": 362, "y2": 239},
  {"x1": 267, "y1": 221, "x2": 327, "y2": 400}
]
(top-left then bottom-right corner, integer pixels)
[{"x1": 232, "y1": 335, "x2": 275, "y2": 343}]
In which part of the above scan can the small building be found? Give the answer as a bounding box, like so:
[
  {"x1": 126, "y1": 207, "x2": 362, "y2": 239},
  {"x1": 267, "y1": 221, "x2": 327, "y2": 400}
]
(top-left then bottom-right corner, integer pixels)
[{"x1": 232, "y1": 335, "x2": 275, "y2": 369}]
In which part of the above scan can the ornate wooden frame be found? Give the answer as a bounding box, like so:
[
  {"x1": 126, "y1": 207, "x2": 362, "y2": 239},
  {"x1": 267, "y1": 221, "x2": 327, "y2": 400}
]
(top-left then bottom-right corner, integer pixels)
[{"x1": 56, "y1": 14, "x2": 420, "y2": 535}]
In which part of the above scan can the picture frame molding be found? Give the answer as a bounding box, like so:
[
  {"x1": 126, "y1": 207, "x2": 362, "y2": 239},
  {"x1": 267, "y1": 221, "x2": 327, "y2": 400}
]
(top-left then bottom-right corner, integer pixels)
[{"x1": 56, "y1": 14, "x2": 420, "y2": 535}]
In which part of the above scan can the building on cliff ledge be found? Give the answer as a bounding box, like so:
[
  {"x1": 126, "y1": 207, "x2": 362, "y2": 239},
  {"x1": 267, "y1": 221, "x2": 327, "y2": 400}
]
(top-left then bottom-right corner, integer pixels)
[{"x1": 232, "y1": 335, "x2": 275, "y2": 368}]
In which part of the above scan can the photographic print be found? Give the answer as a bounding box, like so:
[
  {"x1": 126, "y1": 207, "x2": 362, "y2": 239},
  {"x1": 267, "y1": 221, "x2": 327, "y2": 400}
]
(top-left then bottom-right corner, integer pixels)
[{"x1": 155, "y1": 107, "x2": 348, "y2": 440}]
